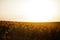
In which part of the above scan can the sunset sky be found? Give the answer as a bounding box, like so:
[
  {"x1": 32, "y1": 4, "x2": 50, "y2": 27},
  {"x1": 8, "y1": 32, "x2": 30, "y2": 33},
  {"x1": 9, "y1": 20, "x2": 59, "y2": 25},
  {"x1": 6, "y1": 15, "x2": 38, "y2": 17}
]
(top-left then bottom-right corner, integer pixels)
[{"x1": 0, "y1": 0, "x2": 60, "y2": 22}]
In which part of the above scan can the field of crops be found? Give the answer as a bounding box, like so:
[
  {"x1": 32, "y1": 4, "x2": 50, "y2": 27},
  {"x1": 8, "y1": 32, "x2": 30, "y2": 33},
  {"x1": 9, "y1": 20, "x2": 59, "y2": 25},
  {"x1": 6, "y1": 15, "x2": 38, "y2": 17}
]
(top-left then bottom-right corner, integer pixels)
[{"x1": 0, "y1": 21, "x2": 60, "y2": 40}]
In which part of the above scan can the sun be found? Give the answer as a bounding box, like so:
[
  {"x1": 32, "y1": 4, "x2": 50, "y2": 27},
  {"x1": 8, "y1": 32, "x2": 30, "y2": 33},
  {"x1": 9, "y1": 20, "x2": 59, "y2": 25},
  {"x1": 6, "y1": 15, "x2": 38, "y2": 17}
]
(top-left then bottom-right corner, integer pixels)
[{"x1": 20, "y1": 0, "x2": 57, "y2": 22}]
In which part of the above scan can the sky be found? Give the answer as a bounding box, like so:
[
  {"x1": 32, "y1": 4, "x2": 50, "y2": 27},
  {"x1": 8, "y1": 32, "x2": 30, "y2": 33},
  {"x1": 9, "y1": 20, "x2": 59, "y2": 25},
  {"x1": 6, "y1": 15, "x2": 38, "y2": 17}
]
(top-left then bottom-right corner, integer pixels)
[{"x1": 0, "y1": 0, "x2": 60, "y2": 22}]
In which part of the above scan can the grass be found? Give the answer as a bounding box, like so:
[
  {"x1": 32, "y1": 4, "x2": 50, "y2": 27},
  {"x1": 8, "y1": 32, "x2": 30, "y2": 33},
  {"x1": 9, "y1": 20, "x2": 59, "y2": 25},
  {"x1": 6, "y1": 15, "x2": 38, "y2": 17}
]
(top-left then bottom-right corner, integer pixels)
[{"x1": 0, "y1": 21, "x2": 60, "y2": 40}]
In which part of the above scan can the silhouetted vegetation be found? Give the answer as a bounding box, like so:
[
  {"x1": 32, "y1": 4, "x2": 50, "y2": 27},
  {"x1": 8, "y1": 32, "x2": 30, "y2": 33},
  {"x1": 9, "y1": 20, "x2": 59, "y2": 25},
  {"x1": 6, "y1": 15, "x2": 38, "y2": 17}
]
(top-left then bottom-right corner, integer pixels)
[{"x1": 0, "y1": 21, "x2": 60, "y2": 40}]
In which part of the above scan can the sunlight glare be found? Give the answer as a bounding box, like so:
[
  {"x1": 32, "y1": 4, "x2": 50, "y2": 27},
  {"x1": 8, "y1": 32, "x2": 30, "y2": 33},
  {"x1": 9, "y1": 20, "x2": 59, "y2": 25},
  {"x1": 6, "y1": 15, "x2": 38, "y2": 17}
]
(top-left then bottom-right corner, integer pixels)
[{"x1": 0, "y1": 0, "x2": 59, "y2": 22}]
